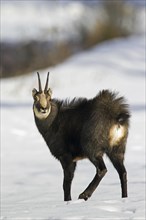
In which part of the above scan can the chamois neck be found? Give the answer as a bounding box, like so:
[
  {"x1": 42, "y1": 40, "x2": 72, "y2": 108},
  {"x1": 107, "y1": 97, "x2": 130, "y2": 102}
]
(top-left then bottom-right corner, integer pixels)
[{"x1": 34, "y1": 101, "x2": 58, "y2": 134}]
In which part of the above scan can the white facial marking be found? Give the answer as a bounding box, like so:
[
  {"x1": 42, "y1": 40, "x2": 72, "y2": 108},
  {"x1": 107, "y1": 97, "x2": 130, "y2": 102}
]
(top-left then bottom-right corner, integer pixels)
[
  {"x1": 109, "y1": 124, "x2": 125, "y2": 147},
  {"x1": 34, "y1": 105, "x2": 51, "y2": 120}
]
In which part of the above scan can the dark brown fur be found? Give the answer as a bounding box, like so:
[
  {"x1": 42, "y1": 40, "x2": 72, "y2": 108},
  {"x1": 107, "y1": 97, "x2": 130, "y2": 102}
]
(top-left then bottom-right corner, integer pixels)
[{"x1": 33, "y1": 76, "x2": 130, "y2": 201}]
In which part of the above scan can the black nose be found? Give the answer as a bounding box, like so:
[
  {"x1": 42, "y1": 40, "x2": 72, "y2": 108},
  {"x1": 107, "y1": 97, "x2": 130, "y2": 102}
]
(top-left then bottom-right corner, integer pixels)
[{"x1": 40, "y1": 107, "x2": 47, "y2": 113}]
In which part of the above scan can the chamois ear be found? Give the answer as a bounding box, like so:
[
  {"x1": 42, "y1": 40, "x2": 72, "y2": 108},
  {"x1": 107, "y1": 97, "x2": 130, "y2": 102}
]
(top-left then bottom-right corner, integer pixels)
[
  {"x1": 32, "y1": 88, "x2": 38, "y2": 97},
  {"x1": 47, "y1": 88, "x2": 52, "y2": 97}
]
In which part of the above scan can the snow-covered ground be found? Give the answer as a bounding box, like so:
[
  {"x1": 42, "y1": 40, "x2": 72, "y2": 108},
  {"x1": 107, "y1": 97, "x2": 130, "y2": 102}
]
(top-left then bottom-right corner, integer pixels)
[{"x1": 1, "y1": 35, "x2": 145, "y2": 219}]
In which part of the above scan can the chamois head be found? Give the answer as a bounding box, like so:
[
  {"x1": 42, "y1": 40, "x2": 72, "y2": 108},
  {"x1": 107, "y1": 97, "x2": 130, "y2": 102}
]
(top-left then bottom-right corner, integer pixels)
[{"x1": 32, "y1": 72, "x2": 52, "y2": 119}]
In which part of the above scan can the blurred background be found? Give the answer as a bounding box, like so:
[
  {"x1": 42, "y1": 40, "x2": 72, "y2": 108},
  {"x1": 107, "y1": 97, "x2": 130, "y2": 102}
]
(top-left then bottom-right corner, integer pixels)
[{"x1": 1, "y1": 0, "x2": 145, "y2": 78}]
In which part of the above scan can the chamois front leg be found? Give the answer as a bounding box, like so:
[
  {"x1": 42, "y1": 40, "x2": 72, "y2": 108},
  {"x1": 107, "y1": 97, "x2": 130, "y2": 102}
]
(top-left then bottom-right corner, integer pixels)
[
  {"x1": 60, "y1": 155, "x2": 76, "y2": 201},
  {"x1": 79, "y1": 156, "x2": 107, "y2": 201}
]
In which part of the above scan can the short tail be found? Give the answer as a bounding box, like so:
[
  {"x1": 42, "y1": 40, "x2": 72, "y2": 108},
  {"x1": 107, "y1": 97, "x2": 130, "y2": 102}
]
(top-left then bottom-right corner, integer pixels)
[{"x1": 116, "y1": 112, "x2": 130, "y2": 125}]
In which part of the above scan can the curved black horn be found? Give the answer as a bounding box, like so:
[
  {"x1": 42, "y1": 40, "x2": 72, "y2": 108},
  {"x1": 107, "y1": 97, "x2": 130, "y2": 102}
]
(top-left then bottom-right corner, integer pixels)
[
  {"x1": 37, "y1": 72, "x2": 42, "y2": 92},
  {"x1": 44, "y1": 72, "x2": 50, "y2": 92}
]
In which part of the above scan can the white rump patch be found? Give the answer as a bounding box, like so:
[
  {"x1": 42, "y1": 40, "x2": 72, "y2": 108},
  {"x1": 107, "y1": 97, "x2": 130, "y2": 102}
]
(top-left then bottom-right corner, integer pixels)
[{"x1": 109, "y1": 124, "x2": 125, "y2": 147}]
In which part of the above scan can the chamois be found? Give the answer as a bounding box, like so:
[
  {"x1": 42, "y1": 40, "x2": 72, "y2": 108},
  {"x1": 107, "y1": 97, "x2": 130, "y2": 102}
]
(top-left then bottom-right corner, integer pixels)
[{"x1": 32, "y1": 72, "x2": 130, "y2": 201}]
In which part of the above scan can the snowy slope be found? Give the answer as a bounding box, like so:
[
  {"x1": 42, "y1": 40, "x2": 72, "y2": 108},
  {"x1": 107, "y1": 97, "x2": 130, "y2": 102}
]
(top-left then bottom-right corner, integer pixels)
[{"x1": 1, "y1": 35, "x2": 145, "y2": 219}]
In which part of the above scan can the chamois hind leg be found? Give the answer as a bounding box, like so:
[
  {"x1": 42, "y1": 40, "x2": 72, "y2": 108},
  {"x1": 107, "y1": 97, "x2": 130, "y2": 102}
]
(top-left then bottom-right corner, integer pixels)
[
  {"x1": 78, "y1": 156, "x2": 107, "y2": 201},
  {"x1": 108, "y1": 153, "x2": 127, "y2": 198},
  {"x1": 60, "y1": 155, "x2": 76, "y2": 201}
]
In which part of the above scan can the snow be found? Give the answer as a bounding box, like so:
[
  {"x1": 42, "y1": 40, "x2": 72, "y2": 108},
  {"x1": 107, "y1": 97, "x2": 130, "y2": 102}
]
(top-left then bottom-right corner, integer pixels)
[{"x1": 1, "y1": 35, "x2": 145, "y2": 219}]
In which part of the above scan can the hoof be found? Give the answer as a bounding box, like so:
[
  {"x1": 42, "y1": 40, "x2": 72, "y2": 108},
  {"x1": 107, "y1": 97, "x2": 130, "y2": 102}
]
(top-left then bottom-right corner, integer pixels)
[{"x1": 78, "y1": 192, "x2": 90, "y2": 201}]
